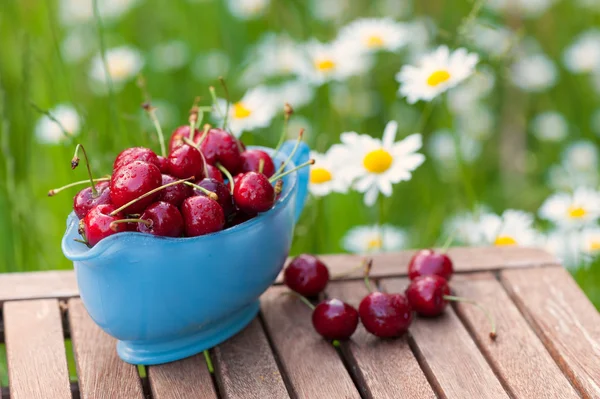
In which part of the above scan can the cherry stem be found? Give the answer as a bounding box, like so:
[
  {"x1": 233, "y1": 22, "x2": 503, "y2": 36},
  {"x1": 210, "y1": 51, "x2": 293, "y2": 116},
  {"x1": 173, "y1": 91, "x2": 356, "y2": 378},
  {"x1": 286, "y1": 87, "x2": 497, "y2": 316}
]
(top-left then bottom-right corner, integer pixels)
[
  {"x1": 275, "y1": 128, "x2": 304, "y2": 176},
  {"x1": 440, "y1": 228, "x2": 457, "y2": 254},
  {"x1": 258, "y1": 158, "x2": 265, "y2": 174},
  {"x1": 48, "y1": 177, "x2": 110, "y2": 197},
  {"x1": 71, "y1": 144, "x2": 98, "y2": 197},
  {"x1": 109, "y1": 218, "x2": 151, "y2": 232},
  {"x1": 183, "y1": 137, "x2": 199, "y2": 150},
  {"x1": 142, "y1": 103, "x2": 167, "y2": 158},
  {"x1": 332, "y1": 259, "x2": 369, "y2": 279},
  {"x1": 269, "y1": 159, "x2": 314, "y2": 183},
  {"x1": 209, "y1": 86, "x2": 224, "y2": 120},
  {"x1": 109, "y1": 177, "x2": 193, "y2": 216},
  {"x1": 282, "y1": 291, "x2": 315, "y2": 310},
  {"x1": 274, "y1": 179, "x2": 283, "y2": 195},
  {"x1": 272, "y1": 103, "x2": 293, "y2": 159},
  {"x1": 183, "y1": 181, "x2": 219, "y2": 201},
  {"x1": 189, "y1": 97, "x2": 200, "y2": 142},
  {"x1": 363, "y1": 258, "x2": 374, "y2": 293},
  {"x1": 203, "y1": 350, "x2": 214, "y2": 373},
  {"x1": 196, "y1": 124, "x2": 211, "y2": 147},
  {"x1": 218, "y1": 77, "x2": 231, "y2": 130},
  {"x1": 73, "y1": 238, "x2": 90, "y2": 247},
  {"x1": 216, "y1": 163, "x2": 234, "y2": 193},
  {"x1": 443, "y1": 295, "x2": 497, "y2": 340}
]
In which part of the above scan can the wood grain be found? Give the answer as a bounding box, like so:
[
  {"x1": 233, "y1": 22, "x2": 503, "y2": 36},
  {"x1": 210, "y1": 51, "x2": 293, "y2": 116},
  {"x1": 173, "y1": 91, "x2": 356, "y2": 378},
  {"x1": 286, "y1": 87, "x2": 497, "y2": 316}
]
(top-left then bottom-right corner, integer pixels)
[
  {"x1": 68, "y1": 298, "x2": 144, "y2": 399},
  {"x1": 260, "y1": 286, "x2": 361, "y2": 399},
  {"x1": 148, "y1": 354, "x2": 217, "y2": 399},
  {"x1": 327, "y1": 281, "x2": 436, "y2": 399},
  {"x1": 501, "y1": 266, "x2": 600, "y2": 398},
  {"x1": 4, "y1": 299, "x2": 71, "y2": 399},
  {"x1": 452, "y1": 273, "x2": 580, "y2": 398},
  {"x1": 213, "y1": 318, "x2": 289, "y2": 399},
  {"x1": 384, "y1": 278, "x2": 510, "y2": 399},
  {"x1": 0, "y1": 271, "x2": 78, "y2": 304}
]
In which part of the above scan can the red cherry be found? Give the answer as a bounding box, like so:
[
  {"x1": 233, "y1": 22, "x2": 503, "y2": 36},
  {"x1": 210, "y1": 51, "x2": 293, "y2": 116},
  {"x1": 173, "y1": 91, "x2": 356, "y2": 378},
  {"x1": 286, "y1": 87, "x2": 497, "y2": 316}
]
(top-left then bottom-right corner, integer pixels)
[
  {"x1": 83, "y1": 204, "x2": 125, "y2": 246},
  {"x1": 113, "y1": 147, "x2": 160, "y2": 171},
  {"x1": 358, "y1": 292, "x2": 413, "y2": 338},
  {"x1": 137, "y1": 201, "x2": 184, "y2": 237},
  {"x1": 181, "y1": 196, "x2": 225, "y2": 236},
  {"x1": 167, "y1": 145, "x2": 206, "y2": 180},
  {"x1": 199, "y1": 128, "x2": 242, "y2": 173},
  {"x1": 405, "y1": 275, "x2": 451, "y2": 317},
  {"x1": 156, "y1": 155, "x2": 169, "y2": 173},
  {"x1": 73, "y1": 182, "x2": 111, "y2": 219},
  {"x1": 284, "y1": 254, "x2": 330, "y2": 297},
  {"x1": 233, "y1": 173, "x2": 244, "y2": 187},
  {"x1": 157, "y1": 174, "x2": 193, "y2": 208},
  {"x1": 169, "y1": 125, "x2": 200, "y2": 153},
  {"x1": 240, "y1": 150, "x2": 275, "y2": 177},
  {"x1": 110, "y1": 161, "x2": 162, "y2": 214},
  {"x1": 205, "y1": 164, "x2": 224, "y2": 183},
  {"x1": 193, "y1": 178, "x2": 234, "y2": 218},
  {"x1": 408, "y1": 249, "x2": 454, "y2": 281},
  {"x1": 233, "y1": 172, "x2": 275, "y2": 214},
  {"x1": 312, "y1": 299, "x2": 359, "y2": 340}
]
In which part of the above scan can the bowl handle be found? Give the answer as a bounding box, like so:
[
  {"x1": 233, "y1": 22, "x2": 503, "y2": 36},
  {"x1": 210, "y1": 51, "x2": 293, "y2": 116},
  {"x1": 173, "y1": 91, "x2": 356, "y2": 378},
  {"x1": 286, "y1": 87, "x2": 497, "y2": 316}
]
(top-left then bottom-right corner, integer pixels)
[{"x1": 278, "y1": 140, "x2": 310, "y2": 222}]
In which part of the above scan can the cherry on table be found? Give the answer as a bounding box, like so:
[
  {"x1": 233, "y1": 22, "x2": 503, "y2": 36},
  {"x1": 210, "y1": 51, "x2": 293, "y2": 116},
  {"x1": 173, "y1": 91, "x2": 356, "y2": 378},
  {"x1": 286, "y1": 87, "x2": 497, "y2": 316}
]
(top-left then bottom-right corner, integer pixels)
[
  {"x1": 233, "y1": 172, "x2": 275, "y2": 214},
  {"x1": 358, "y1": 292, "x2": 413, "y2": 338},
  {"x1": 113, "y1": 147, "x2": 160, "y2": 171},
  {"x1": 199, "y1": 128, "x2": 242, "y2": 173},
  {"x1": 194, "y1": 177, "x2": 234, "y2": 218},
  {"x1": 312, "y1": 299, "x2": 359, "y2": 340},
  {"x1": 408, "y1": 249, "x2": 454, "y2": 281},
  {"x1": 240, "y1": 150, "x2": 275, "y2": 177},
  {"x1": 405, "y1": 275, "x2": 451, "y2": 317},
  {"x1": 137, "y1": 201, "x2": 184, "y2": 237},
  {"x1": 83, "y1": 204, "x2": 125, "y2": 247},
  {"x1": 284, "y1": 254, "x2": 330, "y2": 297},
  {"x1": 110, "y1": 161, "x2": 162, "y2": 214},
  {"x1": 167, "y1": 144, "x2": 206, "y2": 180},
  {"x1": 181, "y1": 195, "x2": 225, "y2": 237},
  {"x1": 158, "y1": 174, "x2": 193, "y2": 208},
  {"x1": 73, "y1": 181, "x2": 112, "y2": 219}
]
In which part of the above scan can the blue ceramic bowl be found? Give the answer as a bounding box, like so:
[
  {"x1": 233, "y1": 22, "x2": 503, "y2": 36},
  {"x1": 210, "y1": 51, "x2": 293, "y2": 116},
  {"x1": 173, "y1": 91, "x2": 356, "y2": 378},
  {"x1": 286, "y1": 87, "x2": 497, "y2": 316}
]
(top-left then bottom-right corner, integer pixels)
[{"x1": 62, "y1": 141, "x2": 309, "y2": 365}]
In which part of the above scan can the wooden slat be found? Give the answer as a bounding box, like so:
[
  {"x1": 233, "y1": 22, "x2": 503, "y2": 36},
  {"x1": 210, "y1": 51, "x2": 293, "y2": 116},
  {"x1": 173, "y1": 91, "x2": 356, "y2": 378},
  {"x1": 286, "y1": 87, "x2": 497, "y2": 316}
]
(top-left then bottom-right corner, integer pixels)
[
  {"x1": 213, "y1": 318, "x2": 289, "y2": 399},
  {"x1": 452, "y1": 273, "x2": 580, "y2": 398},
  {"x1": 0, "y1": 271, "x2": 77, "y2": 303},
  {"x1": 148, "y1": 354, "x2": 217, "y2": 399},
  {"x1": 260, "y1": 286, "x2": 361, "y2": 399},
  {"x1": 501, "y1": 266, "x2": 600, "y2": 398},
  {"x1": 68, "y1": 298, "x2": 144, "y2": 399},
  {"x1": 4, "y1": 299, "x2": 71, "y2": 399},
  {"x1": 326, "y1": 281, "x2": 436, "y2": 399},
  {"x1": 383, "y1": 278, "x2": 510, "y2": 399}
]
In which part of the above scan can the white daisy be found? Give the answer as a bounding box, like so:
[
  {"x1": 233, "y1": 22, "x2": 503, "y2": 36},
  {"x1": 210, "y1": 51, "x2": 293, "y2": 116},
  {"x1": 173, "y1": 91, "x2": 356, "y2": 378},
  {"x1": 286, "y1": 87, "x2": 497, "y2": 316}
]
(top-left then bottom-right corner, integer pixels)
[
  {"x1": 268, "y1": 80, "x2": 315, "y2": 110},
  {"x1": 337, "y1": 18, "x2": 409, "y2": 53},
  {"x1": 241, "y1": 34, "x2": 305, "y2": 85},
  {"x1": 226, "y1": 0, "x2": 270, "y2": 19},
  {"x1": 469, "y1": 22, "x2": 514, "y2": 57},
  {"x1": 563, "y1": 30, "x2": 600, "y2": 74},
  {"x1": 531, "y1": 111, "x2": 568, "y2": 142},
  {"x1": 342, "y1": 224, "x2": 407, "y2": 254},
  {"x1": 396, "y1": 46, "x2": 479, "y2": 103},
  {"x1": 215, "y1": 86, "x2": 277, "y2": 137},
  {"x1": 192, "y1": 51, "x2": 230, "y2": 82},
  {"x1": 544, "y1": 229, "x2": 581, "y2": 269},
  {"x1": 539, "y1": 187, "x2": 600, "y2": 227},
  {"x1": 61, "y1": 27, "x2": 96, "y2": 64},
  {"x1": 510, "y1": 53, "x2": 558, "y2": 92},
  {"x1": 338, "y1": 121, "x2": 425, "y2": 206},
  {"x1": 293, "y1": 40, "x2": 372, "y2": 86},
  {"x1": 447, "y1": 68, "x2": 495, "y2": 114},
  {"x1": 479, "y1": 210, "x2": 539, "y2": 247},
  {"x1": 547, "y1": 164, "x2": 599, "y2": 192},
  {"x1": 59, "y1": 0, "x2": 141, "y2": 25},
  {"x1": 581, "y1": 227, "x2": 600, "y2": 258},
  {"x1": 89, "y1": 46, "x2": 144, "y2": 92},
  {"x1": 308, "y1": 146, "x2": 351, "y2": 197},
  {"x1": 150, "y1": 40, "x2": 189, "y2": 72},
  {"x1": 35, "y1": 104, "x2": 81, "y2": 145},
  {"x1": 444, "y1": 207, "x2": 490, "y2": 246}
]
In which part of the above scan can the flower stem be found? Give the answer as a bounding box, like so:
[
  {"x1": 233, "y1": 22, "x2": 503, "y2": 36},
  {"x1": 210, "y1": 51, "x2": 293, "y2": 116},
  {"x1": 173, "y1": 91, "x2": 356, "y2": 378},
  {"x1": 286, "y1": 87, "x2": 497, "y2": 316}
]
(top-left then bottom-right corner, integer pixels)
[{"x1": 444, "y1": 295, "x2": 497, "y2": 340}]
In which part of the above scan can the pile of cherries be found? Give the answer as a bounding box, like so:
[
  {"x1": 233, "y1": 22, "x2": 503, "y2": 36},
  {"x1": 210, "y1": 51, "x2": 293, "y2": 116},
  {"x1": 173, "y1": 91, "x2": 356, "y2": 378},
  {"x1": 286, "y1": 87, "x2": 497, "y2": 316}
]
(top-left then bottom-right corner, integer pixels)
[
  {"x1": 50, "y1": 106, "x2": 309, "y2": 247},
  {"x1": 283, "y1": 249, "x2": 496, "y2": 341}
]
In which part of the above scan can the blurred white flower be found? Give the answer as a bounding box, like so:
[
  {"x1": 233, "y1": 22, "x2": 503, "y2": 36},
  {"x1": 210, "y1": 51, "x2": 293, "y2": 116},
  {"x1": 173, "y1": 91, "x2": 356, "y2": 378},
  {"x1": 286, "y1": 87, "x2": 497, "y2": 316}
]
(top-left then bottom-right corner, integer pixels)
[
  {"x1": 337, "y1": 18, "x2": 409, "y2": 53},
  {"x1": 563, "y1": 140, "x2": 598, "y2": 172},
  {"x1": 192, "y1": 51, "x2": 230, "y2": 82},
  {"x1": 404, "y1": 19, "x2": 436, "y2": 57},
  {"x1": 89, "y1": 46, "x2": 144, "y2": 92},
  {"x1": 35, "y1": 104, "x2": 81, "y2": 145},
  {"x1": 241, "y1": 34, "x2": 305, "y2": 84},
  {"x1": 396, "y1": 46, "x2": 479, "y2": 103},
  {"x1": 544, "y1": 229, "x2": 581, "y2": 269},
  {"x1": 59, "y1": 0, "x2": 140, "y2": 25},
  {"x1": 150, "y1": 41, "x2": 189, "y2": 72},
  {"x1": 510, "y1": 53, "x2": 557, "y2": 92},
  {"x1": 563, "y1": 30, "x2": 600, "y2": 73},
  {"x1": 444, "y1": 208, "x2": 489, "y2": 246},
  {"x1": 581, "y1": 227, "x2": 600, "y2": 258},
  {"x1": 455, "y1": 107, "x2": 494, "y2": 140},
  {"x1": 293, "y1": 40, "x2": 372, "y2": 86},
  {"x1": 310, "y1": 0, "x2": 349, "y2": 22},
  {"x1": 469, "y1": 22, "x2": 514, "y2": 57},
  {"x1": 531, "y1": 111, "x2": 568, "y2": 142},
  {"x1": 61, "y1": 28, "x2": 96, "y2": 64},
  {"x1": 485, "y1": 0, "x2": 556, "y2": 18},
  {"x1": 342, "y1": 224, "x2": 406, "y2": 253},
  {"x1": 226, "y1": 0, "x2": 270, "y2": 19},
  {"x1": 592, "y1": 108, "x2": 600, "y2": 136},
  {"x1": 339, "y1": 121, "x2": 425, "y2": 206},
  {"x1": 479, "y1": 210, "x2": 539, "y2": 247},
  {"x1": 428, "y1": 129, "x2": 482, "y2": 167},
  {"x1": 309, "y1": 147, "x2": 351, "y2": 197},
  {"x1": 539, "y1": 187, "x2": 600, "y2": 227},
  {"x1": 215, "y1": 86, "x2": 277, "y2": 137},
  {"x1": 376, "y1": 0, "x2": 412, "y2": 18},
  {"x1": 447, "y1": 69, "x2": 495, "y2": 114},
  {"x1": 269, "y1": 81, "x2": 315, "y2": 110}
]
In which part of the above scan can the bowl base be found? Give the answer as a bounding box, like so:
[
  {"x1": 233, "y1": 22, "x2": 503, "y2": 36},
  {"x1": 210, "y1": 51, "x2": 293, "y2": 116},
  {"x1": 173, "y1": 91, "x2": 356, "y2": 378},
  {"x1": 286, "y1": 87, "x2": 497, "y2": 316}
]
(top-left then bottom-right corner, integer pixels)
[{"x1": 116, "y1": 301, "x2": 260, "y2": 365}]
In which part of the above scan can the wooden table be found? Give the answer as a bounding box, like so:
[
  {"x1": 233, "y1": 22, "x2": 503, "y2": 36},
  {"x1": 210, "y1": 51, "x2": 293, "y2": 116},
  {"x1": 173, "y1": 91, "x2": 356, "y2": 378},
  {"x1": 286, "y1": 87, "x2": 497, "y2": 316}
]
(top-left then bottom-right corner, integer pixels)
[{"x1": 1, "y1": 247, "x2": 599, "y2": 398}]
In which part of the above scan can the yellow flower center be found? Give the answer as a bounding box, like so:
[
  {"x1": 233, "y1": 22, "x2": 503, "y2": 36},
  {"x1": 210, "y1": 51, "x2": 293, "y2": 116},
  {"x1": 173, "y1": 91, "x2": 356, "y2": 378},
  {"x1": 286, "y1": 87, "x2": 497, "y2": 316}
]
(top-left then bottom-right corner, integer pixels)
[
  {"x1": 366, "y1": 35, "x2": 384, "y2": 48},
  {"x1": 363, "y1": 149, "x2": 393, "y2": 174},
  {"x1": 494, "y1": 236, "x2": 517, "y2": 246},
  {"x1": 310, "y1": 167, "x2": 332, "y2": 184},
  {"x1": 367, "y1": 237, "x2": 383, "y2": 250},
  {"x1": 233, "y1": 102, "x2": 252, "y2": 119},
  {"x1": 426, "y1": 70, "x2": 451, "y2": 87},
  {"x1": 590, "y1": 241, "x2": 600, "y2": 251},
  {"x1": 568, "y1": 206, "x2": 587, "y2": 219},
  {"x1": 315, "y1": 59, "x2": 336, "y2": 72}
]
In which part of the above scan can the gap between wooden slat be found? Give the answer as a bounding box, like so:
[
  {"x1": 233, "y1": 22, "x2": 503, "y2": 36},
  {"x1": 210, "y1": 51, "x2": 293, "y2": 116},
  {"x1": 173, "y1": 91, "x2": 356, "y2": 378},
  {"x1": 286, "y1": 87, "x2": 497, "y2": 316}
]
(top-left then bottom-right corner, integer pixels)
[{"x1": 405, "y1": 333, "x2": 445, "y2": 398}]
